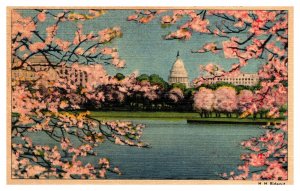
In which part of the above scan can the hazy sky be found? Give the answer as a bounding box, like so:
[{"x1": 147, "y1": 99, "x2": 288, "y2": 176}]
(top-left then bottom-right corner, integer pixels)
[{"x1": 20, "y1": 9, "x2": 263, "y2": 81}]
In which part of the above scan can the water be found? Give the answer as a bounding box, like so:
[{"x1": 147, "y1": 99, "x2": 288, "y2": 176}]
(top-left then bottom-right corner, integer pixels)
[
  {"x1": 85, "y1": 119, "x2": 265, "y2": 179},
  {"x1": 25, "y1": 118, "x2": 265, "y2": 179}
]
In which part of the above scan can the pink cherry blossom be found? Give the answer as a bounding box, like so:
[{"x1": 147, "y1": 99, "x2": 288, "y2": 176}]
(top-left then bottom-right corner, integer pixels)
[
  {"x1": 37, "y1": 12, "x2": 47, "y2": 22},
  {"x1": 249, "y1": 153, "x2": 266, "y2": 167},
  {"x1": 127, "y1": 14, "x2": 138, "y2": 21},
  {"x1": 165, "y1": 29, "x2": 192, "y2": 40},
  {"x1": 213, "y1": 86, "x2": 237, "y2": 113},
  {"x1": 194, "y1": 87, "x2": 215, "y2": 112},
  {"x1": 222, "y1": 40, "x2": 239, "y2": 58},
  {"x1": 29, "y1": 42, "x2": 46, "y2": 53},
  {"x1": 238, "y1": 90, "x2": 254, "y2": 112},
  {"x1": 197, "y1": 42, "x2": 219, "y2": 53},
  {"x1": 168, "y1": 87, "x2": 184, "y2": 103}
]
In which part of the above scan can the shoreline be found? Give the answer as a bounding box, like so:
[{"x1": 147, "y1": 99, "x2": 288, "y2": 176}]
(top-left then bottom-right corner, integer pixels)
[
  {"x1": 89, "y1": 111, "x2": 283, "y2": 124},
  {"x1": 186, "y1": 119, "x2": 276, "y2": 125}
]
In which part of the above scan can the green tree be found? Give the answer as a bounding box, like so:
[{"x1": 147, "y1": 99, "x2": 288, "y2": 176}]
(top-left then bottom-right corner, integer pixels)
[
  {"x1": 136, "y1": 74, "x2": 149, "y2": 82},
  {"x1": 115, "y1": 73, "x2": 125, "y2": 81},
  {"x1": 171, "y1": 83, "x2": 186, "y2": 91},
  {"x1": 149, "y1": 74, "x2": 169, "y2": 89}
]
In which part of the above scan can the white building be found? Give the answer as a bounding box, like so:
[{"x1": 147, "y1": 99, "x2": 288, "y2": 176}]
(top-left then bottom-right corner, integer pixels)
[
  {"x1": 205, "y1": 73, "x2": 259, "y2": 86},
  {"x1": 57, "y1": 66, "x2": 88, "y2": 87},
  {"x1": 168, "y1": 52, "x2": 190, "y2": 88},
  {"x1": 12, "y1": 55, "x2": 88, "y2": 87}
]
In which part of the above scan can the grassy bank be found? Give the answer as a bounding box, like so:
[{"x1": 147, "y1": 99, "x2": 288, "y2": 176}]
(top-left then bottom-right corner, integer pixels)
[
  {"x1": 13, "y1": 111, "x2": 283, "y2": 124},
  {"x1": 187, "y1": 118, "x2": 281, "y2": 125},
  {"x1": 89, "y1": 111, "x2": 283, "y2": 124},
  {"x1": 89, "y1": 111, "x2": 199, "y2": 119}
]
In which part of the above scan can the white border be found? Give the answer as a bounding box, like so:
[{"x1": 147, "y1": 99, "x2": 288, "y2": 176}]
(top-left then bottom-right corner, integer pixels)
[{"x1": 1, "y1": 1, "x2": 299, "y2": 191}]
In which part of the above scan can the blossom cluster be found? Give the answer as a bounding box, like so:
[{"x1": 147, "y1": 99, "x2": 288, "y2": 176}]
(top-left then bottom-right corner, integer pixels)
[{"x1": 128, "y1": 9, "x2": 289, "y2": 180}]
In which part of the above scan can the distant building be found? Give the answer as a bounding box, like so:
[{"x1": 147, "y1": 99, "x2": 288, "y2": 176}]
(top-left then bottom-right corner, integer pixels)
[
  {"x1": 57, "y1": 67, "x2": 88, "y2": 87},
  {"x1": 205, "y1": 73, "x2": 259, "y2": 86},
  {"x1": 12, "y1": 69, "x2": 38, "y2": 82},
  {"x1": 12, "y1": 55, "x2": 88, "y2": 87},
  {"x1": 168, "y1": 51, "x2": 190, "y2": 88},
  {"x1": 12, "y1": 55, "x2": 58, "y2": 86}
]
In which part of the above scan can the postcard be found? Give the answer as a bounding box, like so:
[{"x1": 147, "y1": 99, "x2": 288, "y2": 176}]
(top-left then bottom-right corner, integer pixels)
[{"x1": 7, "y1": 7, "x2": 293, "y2": 184}]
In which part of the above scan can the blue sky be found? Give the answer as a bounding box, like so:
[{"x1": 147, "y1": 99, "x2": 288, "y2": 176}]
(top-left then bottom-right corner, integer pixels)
[{"x1": 21, "y1": 9, "x2": 263, "y2": 81}]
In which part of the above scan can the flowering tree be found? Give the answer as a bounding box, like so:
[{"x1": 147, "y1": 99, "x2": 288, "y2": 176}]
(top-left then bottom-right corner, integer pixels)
[
  {"x1": 193, "y1": 87, "x2": 215, "y2": 117},
  {"x1": 237, "y1": 90, "x2": 254, "y2": 115},
  {"x1": 213, "y1": 86, "x2": 238, "y2": 117},
  {"x1": 128, "y1": 9, "x2": 289, "y2": 180},
  {"x1": 128, "y1": 10, "x2": 287, "y2": 92},
  {"x1": 12, "y1": 77, "x2": 147, "y2": 179},
  {"x1": 12, "y1": 9, "x2": 124, "y2": 70},
  {"x1": 11, "y1": 9, "x2": 148, "y2": 179},
  {"x1": 167, "y1": 87, "x2": 184, "y2": 103},
  {"x1": 10, "y1": 8, "x2": 289, "y2": 181}
]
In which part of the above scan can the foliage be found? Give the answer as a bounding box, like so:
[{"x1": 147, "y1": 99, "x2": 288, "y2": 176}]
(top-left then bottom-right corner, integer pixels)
[
  {"x1": 115, "y1": 73, "x2": 125, "y2": 81},
  {"x1": 129, "y1": 9, "x2": 289, "y2": 181},
  {"x1": 136, "y1": 74, "x2": 150, "y2": 82},
  {"x1": 11, "y1": 9, "x2": 146, "y2": 179},
  {"x1": 171, "y1": 83, "x2": 186, "y2": 91},
  {"x1": 149, "y1": 74, "x2": 169, "y2": 89},
  {"x1": 10, "y1": 9, "x2": 289, "y2": 180}
]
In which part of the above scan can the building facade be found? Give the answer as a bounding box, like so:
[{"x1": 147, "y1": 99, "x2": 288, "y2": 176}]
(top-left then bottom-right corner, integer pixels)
[
  {"x1": 168, "y1": 52, "x2": 190, "y2": 88},
  {"x1": 57, "y1": 67, "x2": 88, "y2": 87},
  {"x1": 12, "y1": 55, "x2": 88, "y2": 87},
  {"x1": 205, "y1": 73, "x2": 259, "y2": 86}
]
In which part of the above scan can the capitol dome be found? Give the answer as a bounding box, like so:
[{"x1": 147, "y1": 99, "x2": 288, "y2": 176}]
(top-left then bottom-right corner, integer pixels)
[{"x1": 168, "y1": 52, "x2": 189, "y2": 88}]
